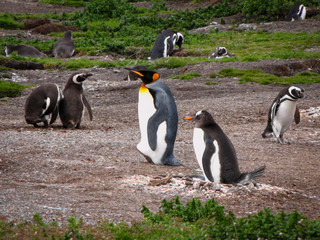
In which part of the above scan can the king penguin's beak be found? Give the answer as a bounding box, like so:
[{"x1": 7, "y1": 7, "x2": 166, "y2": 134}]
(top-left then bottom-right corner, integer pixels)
[{"x1": 185, "y1": 116, "x2": 193, "y2": 120}]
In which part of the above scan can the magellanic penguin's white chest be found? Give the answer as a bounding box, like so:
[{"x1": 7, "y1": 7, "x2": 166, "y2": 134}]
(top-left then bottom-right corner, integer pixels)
[
  {"x1": 137, "y1": 84, "x2": 167, "y2": 164},
  {"x1": 193, "y1": 128, "x2": 221, "y2": 183},
  {"x1": 272, "y1": 99, "x2": 297, "y2": 136}
]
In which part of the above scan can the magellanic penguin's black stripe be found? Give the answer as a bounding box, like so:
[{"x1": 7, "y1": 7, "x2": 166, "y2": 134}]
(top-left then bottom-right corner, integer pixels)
[{"x1": 202, "y1": 132, "x2": 215, "y2": 182}]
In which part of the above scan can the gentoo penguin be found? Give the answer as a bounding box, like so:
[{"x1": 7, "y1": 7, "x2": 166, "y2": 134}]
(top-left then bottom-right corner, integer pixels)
[
  {"x1": 125, "y1": 66, "x2": 179, "y2": 165},
  {"x1": 186, "y1": 110, "x2": 266, "y2": 184},
  {"x1": 25, "y1": 83, "x2": 62, "y2": 127},
  {"x1": 150, "y1": 29, "x2": 184, "y2": 60},
  {"x1": 208, "y1": 46, "x2": 233, "y2": 59},
  {"x1": 124, "y1": 65, "x2": 148, "y2": 81},
  {"x1": 53, "y1": 30, "x2": 75, "y2": 58},
  {"x1": 4, "y1": 44, "x2": 47, "y2": 58},
  {"x1": 286, "y1": 3, "x2": 306, "y2": 21},
  {"x1": 262, "y1": 85, "x2": 305, "y2": 144},
  {"x1": 59, "y1": 72, "x2": 93, "y2": 129}
]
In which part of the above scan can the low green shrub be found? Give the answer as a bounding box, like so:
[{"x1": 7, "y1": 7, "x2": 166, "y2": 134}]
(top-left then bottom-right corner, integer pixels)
[
  {"x1": 170, "y1": 72, "x2": 202, "y2": 80},
  {"x1": 0, "y1": 80, "x2": 31, "y2": 98}
]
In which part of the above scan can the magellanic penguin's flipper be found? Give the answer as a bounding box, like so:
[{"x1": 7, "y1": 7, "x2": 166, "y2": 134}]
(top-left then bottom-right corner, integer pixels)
[
  {"x1": 236, "y1": 165, "x2": 266, "y2": 185},
  {"x1": 262, "y1": 100, "x2": 279, "y2": 138},
  {"x1": 50, "y1": 107, "x2": 59, "y2": 124},
  {"x1": 82, "y1": 94, "x2": 93, "y2": 121},
  {"x1": 294, "y1": 106, "x2": 300, "y2": 124}
]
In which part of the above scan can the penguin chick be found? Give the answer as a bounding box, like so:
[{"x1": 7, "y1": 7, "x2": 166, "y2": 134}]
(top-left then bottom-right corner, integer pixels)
[
  {"x1": 53, "y1": 30, "x2": 75, "y2": 58},
  {"x1": 286, "y1": 3, "x2": 306, "y2": 21},
  {"x1": 208, "y1": 46, "x2": 233, "y2": 59},
  {"x1": 59, "y1": 72, "x2": 93, "y2": 129},
  {"x1": 4, "y1": 44, "x2": 47, "y2": 58},
  {"x1": 25, "y1": 83, "x2": 62, "y2": 127},
  {"x1": 150, "y1": 29, "x2": 184, "y2": 60},
  {"x1": 262, "y1": 85, "x2": 305, "y2": 144},
  {"x1": 186, "y1": 110, "x2": 266, "y2": 185},
  {"x1": 125, "y1": 66, "x2": 179, "y2": 165}
]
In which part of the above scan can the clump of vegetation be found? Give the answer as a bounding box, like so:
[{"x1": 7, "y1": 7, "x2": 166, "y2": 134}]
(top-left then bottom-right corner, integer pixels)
[
  {"x1": 1, "y1": 197, "x2": 319, "y2": 239},
  {"x1": 170, "y1": 72, "x2": 202, "y2": 80},
  {"x1": 38, "y1": 0, "x2": 86, "y2": 7},
  {"x1": 0, "y1": 80, "x2": 32, "y2": 98},
  {"x1": 215, "y1": 68, "x2": 320, "y2": 84},
  {"x1": 0, "y1": 13, "x2": 24, "y2": 29}
]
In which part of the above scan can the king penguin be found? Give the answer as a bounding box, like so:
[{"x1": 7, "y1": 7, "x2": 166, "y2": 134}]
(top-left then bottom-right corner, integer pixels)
[
  {"x1": 150, "y1": 29, "x2": 184, "y2": 60},
  {"x1": 53, "y1": 30, "x2": 75, "y2": 58},
  {"x1": 4, "y1": 44, "x2": 47, "y2": 58},
  {"x1": 262, "y1": 85, "x2": 305, "y2": 144},
  {"x1": 186, "y1": 110, "x2": 266, "y2": 184},
  {"x1": 59, "y1": 72, "x2": 93, "y2": 129},
  {"x1": 125, "y1": 66, "x2": 179, "y2": 165},
  {"x1": 25, "y1": 83, "x2": 62, "y2": 127}
]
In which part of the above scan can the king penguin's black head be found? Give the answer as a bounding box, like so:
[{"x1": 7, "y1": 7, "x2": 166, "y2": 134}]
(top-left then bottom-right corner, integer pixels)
[
  {"x1": 125, "y1": 66, "x2": 160, "y2": 85},
  {"x1": 185, "y1": 110, "x2": 216, "y2": 128}
]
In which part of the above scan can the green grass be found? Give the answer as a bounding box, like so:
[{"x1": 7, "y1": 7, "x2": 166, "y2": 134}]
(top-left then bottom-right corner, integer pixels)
[
  {"x1": 38, "y1": 0, "x2": 86, "y2": 7},
  {"x1": 216, "y1": 68, "x2": 320, "y2": 84},
  {"x1": 170, "y1": 72, "x2": 202, "y2": 80},
  {"x1": 0, "y1": 197, "x2": 319, "y2": 239},
  {"x1": 0, "y1": 80, "x2": 32, "y2": 98}
]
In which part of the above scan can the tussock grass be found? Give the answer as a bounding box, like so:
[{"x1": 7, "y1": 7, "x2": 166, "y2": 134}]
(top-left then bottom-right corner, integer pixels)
[{"x1": 0, "y1": 80, "x2": 32, "y2": 98}]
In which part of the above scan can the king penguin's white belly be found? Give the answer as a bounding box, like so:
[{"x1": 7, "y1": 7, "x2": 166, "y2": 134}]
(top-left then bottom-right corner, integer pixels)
[
  {"x1": 137, "y1": 89, "x2": 167, "y2": 164},
  {"x1": 273, "y1": 101, "x2": 297, "y2": 136},
  {"x1": 193, "y1": 128, "x2": 221, "y2": 183}
]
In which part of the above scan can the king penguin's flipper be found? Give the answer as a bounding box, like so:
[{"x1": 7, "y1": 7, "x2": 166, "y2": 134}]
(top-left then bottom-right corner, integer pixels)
[
  {"x1": 82, "y1": 94, "x2": 93, "y2": 121},
  {"x1": 147, "y1": 89, "x2": 169, "y2": 151}
]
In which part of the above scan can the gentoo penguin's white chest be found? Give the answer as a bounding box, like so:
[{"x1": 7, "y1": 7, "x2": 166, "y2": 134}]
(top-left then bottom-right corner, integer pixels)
[
  {"x1": 193, "y1": 128, "x2": 221, "y2": 183},
  {"x1": 273, "y1": 100, "x2": 297, "y2": 134},
  {"x1": 137, "y1": 85, "x2": 167, "y2": 164}
]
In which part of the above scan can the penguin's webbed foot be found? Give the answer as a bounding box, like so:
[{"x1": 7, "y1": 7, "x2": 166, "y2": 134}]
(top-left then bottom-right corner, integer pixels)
[{"x1": 277, "y1": 136, "x2": 290, "y2": 145}]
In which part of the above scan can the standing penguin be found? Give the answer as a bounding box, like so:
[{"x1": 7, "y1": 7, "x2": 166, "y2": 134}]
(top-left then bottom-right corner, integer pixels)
[
  {"x1": 150, "y1": 29, "x2": 184, "y2": 60},
  {"x1": 262, "y1": 85, "x2": 305, "y2": 144},
  {"x1": 186, "y1": 110, "x2": 265, "y2": 184},
  {"x1": 25, "y1": 83, "x2": 62, "y2": 127},
  {"x1": 59, "y1": 72, "x2": 93, "y2": 129},
  {"x1": 286, "y1": 3, "x2": 307, "y2": 21},
  {"x1": 53, "y1": 30, "x2": 75, "y2": 58},
  {"x1": 125, "y1": 66, "x2": 179, "y2": 165},
  {"x1": 4, "y1": 44, "x2": 47, "y2": 58}
]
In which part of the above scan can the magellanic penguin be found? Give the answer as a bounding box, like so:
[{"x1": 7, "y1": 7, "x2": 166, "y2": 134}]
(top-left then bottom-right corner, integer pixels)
[
  {"x1": 150, "y1": 29, "x2": 184, "y2": 60},
  {"x1": 186, "y1": 110, "x2": 266, "y2": 185},
  {"x1": 25, "y1": 83, "x2": 62, "y2": 127},
  {"x1": 262, "y1": 85, "x2": 305, "y2": 144},
  {"x1": 53, "y1": 30, "x2": 75, "y2": 58},
  {"x1": 125, "y1": 66, "x2": 179, "y2": 165},
  {"x1": 286, "y1": 3, "x2": 306, "y2": 21},
  {"x1": 208, "y1": 46, "x2": 234, "y2": 59},
  {"x1": 59, "y1": 72, "x2": 93, "y2": 129},
  {"x1": 4, "y1": 44, "x2": 47, "y2": 58}
]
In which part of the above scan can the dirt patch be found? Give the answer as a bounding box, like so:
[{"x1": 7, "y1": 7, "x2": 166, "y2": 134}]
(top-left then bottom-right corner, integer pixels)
[{"x1": 0, "y1": 0, "x2": 320, "y2": 226}]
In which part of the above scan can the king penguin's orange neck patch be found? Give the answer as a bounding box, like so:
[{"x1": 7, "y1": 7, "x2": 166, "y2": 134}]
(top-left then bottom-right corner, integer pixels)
[{"x1": 139, "y1": 84, "x2": 148, "y2": 92}]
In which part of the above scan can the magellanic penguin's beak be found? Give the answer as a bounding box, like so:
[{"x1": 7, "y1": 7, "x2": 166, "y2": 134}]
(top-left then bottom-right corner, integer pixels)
[
  {"x1": 84, "y1": 73, "x2": 93, "y2": 78},
  {"x1": 185, "y1": 116, "x2": 193, "y2": 120}
]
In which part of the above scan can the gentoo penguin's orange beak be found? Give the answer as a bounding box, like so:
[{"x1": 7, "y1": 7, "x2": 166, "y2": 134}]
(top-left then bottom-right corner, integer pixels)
[{"x1": 185, "y1": 116, "x2": 193, "y2": 120}]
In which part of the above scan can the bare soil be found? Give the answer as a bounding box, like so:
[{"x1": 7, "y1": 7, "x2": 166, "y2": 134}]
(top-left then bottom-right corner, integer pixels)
[{"x1": 0, "y1": 1, "x2": 320, "y2": 225}]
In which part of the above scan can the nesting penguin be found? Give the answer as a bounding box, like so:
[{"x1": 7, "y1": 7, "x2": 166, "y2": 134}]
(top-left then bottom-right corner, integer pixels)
[
  {"x1": 150, "y1": 29, "x2": 184, "y2": 60},
  {"x1": 125, "y1": 66, "x2": 179, "y2": 165},
  {"x1": 59, "y1": 72, "x2": 93, "y2": 129},
  {"x1": 262, "y1": 85, "x2": 305, "y2": 144},
  {"x1": 186, "y1": 110, "x2": 266, "y2": 184},
  {"x1": 25, "y1": 83, "x2": 62, "y2": 127},
  {"x1": 286, "y1": 3, "x2": 306, "y2": 21},
  {"x1": 4, "y1": 44, "x2": 47, "y2": 58},
  {"x1": 53, "y1": 30, "x2": 75, "y2": 58},
  {"x1": 208, "y1": 46, "x2": 233, "y2": 59}
]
